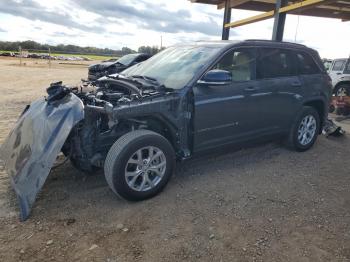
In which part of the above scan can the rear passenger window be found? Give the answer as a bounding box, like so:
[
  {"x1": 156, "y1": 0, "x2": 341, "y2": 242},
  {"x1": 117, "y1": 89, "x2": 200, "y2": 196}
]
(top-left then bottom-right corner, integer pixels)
[
  {"x1": 332, "y1": 60, "x2": 346, "y2": 71},
  {"x1": 256, "y1": 49, "x2": 296, "y2": 79},
  {"x1": 296, "y1": 53, "x2": 321, "y2": 75}
]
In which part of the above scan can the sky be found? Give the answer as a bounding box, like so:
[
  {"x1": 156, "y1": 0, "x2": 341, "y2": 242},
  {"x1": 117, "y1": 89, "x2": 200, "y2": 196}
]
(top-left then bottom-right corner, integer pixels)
[{"x1": 0, "y1": 0, "x2": 349, "y2": 58}]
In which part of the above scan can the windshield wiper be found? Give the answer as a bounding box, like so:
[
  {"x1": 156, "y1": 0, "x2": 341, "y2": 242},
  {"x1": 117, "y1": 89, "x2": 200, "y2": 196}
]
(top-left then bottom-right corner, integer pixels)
[{"x1": 128, "y1": 75, "x2": 170, "y2": 91}]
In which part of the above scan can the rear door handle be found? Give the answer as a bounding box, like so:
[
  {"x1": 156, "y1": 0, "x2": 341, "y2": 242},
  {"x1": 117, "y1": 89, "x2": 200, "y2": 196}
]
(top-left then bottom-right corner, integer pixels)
[{"x1": 291, "y1": 82, "x2": 302, "y2": 87}]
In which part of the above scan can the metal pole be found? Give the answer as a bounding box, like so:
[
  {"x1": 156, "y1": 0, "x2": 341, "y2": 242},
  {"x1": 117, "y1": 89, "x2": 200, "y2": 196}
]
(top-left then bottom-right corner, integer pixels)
[
  {"x1": 222, "y1": 0, "x2": 231, "y2": 40},
  {"x1": 272, "y1": 0, "x2": 288, "y2": 41}
]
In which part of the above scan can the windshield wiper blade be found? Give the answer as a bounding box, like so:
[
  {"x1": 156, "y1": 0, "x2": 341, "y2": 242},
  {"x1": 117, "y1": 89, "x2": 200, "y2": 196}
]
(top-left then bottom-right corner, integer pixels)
[{"x1": 129, "y1": 75, "x2": 170, "y2": 91}]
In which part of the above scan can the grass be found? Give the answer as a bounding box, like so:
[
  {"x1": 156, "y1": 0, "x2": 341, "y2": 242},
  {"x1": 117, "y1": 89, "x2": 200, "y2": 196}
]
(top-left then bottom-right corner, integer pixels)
[{"x1": 0, "y1": 50, "x2": 118, "y2": 61}]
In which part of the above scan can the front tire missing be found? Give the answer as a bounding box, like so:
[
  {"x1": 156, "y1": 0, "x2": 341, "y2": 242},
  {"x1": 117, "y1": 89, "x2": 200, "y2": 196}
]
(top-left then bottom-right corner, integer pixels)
[{"x1": 104, "y1": 130, "x2": 175, "y2": 201}]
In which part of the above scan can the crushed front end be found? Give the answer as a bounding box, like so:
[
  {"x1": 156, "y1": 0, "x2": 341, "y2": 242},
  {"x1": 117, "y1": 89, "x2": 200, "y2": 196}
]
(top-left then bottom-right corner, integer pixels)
[{"x1": 0, "y1": 76, "x2": 191, "y2": 221}]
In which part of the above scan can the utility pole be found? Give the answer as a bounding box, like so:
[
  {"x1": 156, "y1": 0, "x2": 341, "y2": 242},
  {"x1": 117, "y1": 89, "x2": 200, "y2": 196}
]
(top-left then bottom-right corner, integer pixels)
[
  {"x1": 19, "y1": 46, "x2": 22, "y2": 66},
  {"x1": 48, "y1": 47, "x2": 51, "y2": 68},
  {"x1": 160, "y1": 35, "x2": 163, "y2": 49}
]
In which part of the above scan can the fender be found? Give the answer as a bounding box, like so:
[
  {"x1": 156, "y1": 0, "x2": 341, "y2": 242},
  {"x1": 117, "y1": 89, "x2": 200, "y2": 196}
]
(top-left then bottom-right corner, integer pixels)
[{"x1": 0, "y1": 93, "x2": 84, "y2": 221}]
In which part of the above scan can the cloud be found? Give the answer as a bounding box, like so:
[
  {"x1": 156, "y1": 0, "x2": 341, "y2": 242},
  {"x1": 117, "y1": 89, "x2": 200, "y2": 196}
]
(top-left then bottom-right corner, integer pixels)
[
  {"x1": 0, "y1": 0, "x2": 105, "y2": 33},
  {"x1": 73, "y1": 0, "x2": 226, "y2": 36},
  {"x1": 0, "y1": 27, "x2": 6, "y2": 32}
]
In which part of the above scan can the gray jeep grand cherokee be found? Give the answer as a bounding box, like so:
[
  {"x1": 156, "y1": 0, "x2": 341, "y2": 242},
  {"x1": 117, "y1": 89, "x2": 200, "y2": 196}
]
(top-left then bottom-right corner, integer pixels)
[{"x1": 0, "y1": 40, "x2": 332, "y2": 220}]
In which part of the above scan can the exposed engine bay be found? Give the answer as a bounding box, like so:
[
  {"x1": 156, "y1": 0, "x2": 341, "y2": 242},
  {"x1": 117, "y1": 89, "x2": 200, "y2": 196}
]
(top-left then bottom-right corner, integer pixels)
[{"x1": 58, "y1": 75, "x2": 188, "y2": 173}]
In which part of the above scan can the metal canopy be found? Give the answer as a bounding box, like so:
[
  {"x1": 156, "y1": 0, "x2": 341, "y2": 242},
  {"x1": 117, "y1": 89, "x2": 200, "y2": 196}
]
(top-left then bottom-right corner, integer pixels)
[
  {"x1": 190, "y1": 0, "x2": 350, "y2": 40},
  {"x1": 191, "y1": 0, "x2": 350, "y2": 20}
]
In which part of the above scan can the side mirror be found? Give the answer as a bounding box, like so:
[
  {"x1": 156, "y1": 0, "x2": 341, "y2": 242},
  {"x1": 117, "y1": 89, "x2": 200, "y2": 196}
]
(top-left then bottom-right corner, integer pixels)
[{"x1": 197, "y1": 69, "x2": 232, "y2": 85}]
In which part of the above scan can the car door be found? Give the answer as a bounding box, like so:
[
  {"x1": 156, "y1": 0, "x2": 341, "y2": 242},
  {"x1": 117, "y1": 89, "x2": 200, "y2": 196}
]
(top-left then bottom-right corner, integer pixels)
[
  {"x1": 295, "y1": 51, "x2": 325, "y2": 97},
  {"x1": 329, "y1": 59, "x2": 347, "y2": 87},
  {"x1": 255, "y1": 48, "x2": 302, "y2": 131},
  {"x1": 193, "y1": 48, "x2": 269, "y2": 152}
]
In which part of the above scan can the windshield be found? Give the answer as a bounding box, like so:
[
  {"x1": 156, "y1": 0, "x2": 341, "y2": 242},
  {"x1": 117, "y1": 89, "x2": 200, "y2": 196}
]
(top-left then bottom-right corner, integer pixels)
[
  {"x1": 122, "y1": 46, "x2": 222, "y2": 89},
  {"x1": 117, "y1": 54, "x2": 138, "y2": 66}
]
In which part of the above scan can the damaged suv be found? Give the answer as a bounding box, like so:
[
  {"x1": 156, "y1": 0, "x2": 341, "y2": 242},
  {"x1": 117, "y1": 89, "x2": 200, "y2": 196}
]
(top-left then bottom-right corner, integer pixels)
[{"x1": 0, "y1": 40, "x2": 331, "y2": 220}]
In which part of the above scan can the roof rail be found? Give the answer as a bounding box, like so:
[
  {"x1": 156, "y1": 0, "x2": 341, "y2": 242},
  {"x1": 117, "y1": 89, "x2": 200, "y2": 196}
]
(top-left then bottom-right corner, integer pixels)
[{"x1": 244, "y1": 39, "x2": 307, "y2": 47}]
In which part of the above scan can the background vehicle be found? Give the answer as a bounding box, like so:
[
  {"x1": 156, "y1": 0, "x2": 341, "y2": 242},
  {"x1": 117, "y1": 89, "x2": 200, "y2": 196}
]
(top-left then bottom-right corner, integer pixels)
[
  {"x1": 323, "y1": 58, "x2": 333, "y2": 71},
  {"x1": 328, "y1": 57, "x2": 350, "y2": 95},
  {"x1": 88, "y1": 53, "x2": 151, "y2": 81},
  {"x1": 0, "y1": 40, "x2": 331, "y2": 220}
]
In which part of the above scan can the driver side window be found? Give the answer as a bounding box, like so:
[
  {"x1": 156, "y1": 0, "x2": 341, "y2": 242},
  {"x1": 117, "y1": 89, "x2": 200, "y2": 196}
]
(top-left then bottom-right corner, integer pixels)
[{"x1": 214, "y1": 49, "x2": 255, "y2": 82}]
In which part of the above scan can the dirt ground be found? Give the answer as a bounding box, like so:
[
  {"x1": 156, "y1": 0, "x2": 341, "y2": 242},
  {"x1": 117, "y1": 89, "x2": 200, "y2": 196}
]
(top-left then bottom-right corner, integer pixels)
[{"x1": 0, "y1": 57, "x2": 349, "y2": 262}]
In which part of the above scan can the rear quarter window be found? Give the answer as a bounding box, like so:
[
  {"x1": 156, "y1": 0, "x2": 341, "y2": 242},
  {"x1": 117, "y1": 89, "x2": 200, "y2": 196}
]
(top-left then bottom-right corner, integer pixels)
[{"x1": 296, "y1": 52, "x2": 321, "y2": 75}]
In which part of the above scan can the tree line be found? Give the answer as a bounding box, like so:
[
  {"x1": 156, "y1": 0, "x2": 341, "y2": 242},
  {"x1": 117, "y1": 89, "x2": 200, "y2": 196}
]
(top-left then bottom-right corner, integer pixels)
[{"x1": 0, "y1": 40, "x2": 164, "y2": 56}]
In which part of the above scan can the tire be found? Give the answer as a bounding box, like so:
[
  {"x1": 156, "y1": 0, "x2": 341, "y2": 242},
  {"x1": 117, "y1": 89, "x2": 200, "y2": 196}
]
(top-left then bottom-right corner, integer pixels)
[
  {"x1": 334, "y1": 83, "x2": 350, "y2": 96},
  {"x1": 104, "y1": 130, "x2": 175, "y2": 201},
  {"x1": 286, "y1": 106, "x2": 320, "y2": 152}
]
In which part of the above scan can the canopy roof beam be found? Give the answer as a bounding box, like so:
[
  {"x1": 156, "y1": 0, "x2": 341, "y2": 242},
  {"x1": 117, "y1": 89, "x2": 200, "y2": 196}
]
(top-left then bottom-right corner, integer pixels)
[{"x1": 224, "y1": 0, "x2": 331, "y2": 28}]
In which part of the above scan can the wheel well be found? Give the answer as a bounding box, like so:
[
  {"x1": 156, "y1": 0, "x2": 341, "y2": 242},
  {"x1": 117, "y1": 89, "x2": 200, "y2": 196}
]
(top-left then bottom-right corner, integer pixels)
[
  {"x1": 334, "y1": 81, "x2": 350, "y2": 91},
  {"x1": 127, "y1": 117, "x2": 177, "y2": 151},
  {"x1": 304, "y1": 100, "x2": 325, "y2": 132}
]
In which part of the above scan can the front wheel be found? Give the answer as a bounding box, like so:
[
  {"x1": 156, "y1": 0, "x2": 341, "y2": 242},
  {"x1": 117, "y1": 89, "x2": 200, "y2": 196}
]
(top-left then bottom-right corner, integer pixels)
[
  {"x1": 104, "y1": 130, "x2": 175, "y2": 201},
  {"x1": 286, "y1": 106, "x2": 320, "y2": 152}
]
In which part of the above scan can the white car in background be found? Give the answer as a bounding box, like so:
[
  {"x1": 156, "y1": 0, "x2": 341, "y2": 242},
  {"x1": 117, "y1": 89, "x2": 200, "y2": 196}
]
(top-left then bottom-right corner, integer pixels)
[{"x1": 328, "y1": 58, "x2": 350, "y2": 95}]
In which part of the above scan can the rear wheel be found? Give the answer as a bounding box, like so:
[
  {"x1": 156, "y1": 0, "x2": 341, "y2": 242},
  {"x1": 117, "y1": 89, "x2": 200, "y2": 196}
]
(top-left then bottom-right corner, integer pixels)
[
  {"x1": 104, "y1": 130, "x2": 175, "y2": 201},
  {"x1": 334, "y1": 83, "x2": 350, "y2": 96},
  {"x1": 286, "y1": 106, "x2": 320, "y2": 152}
]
